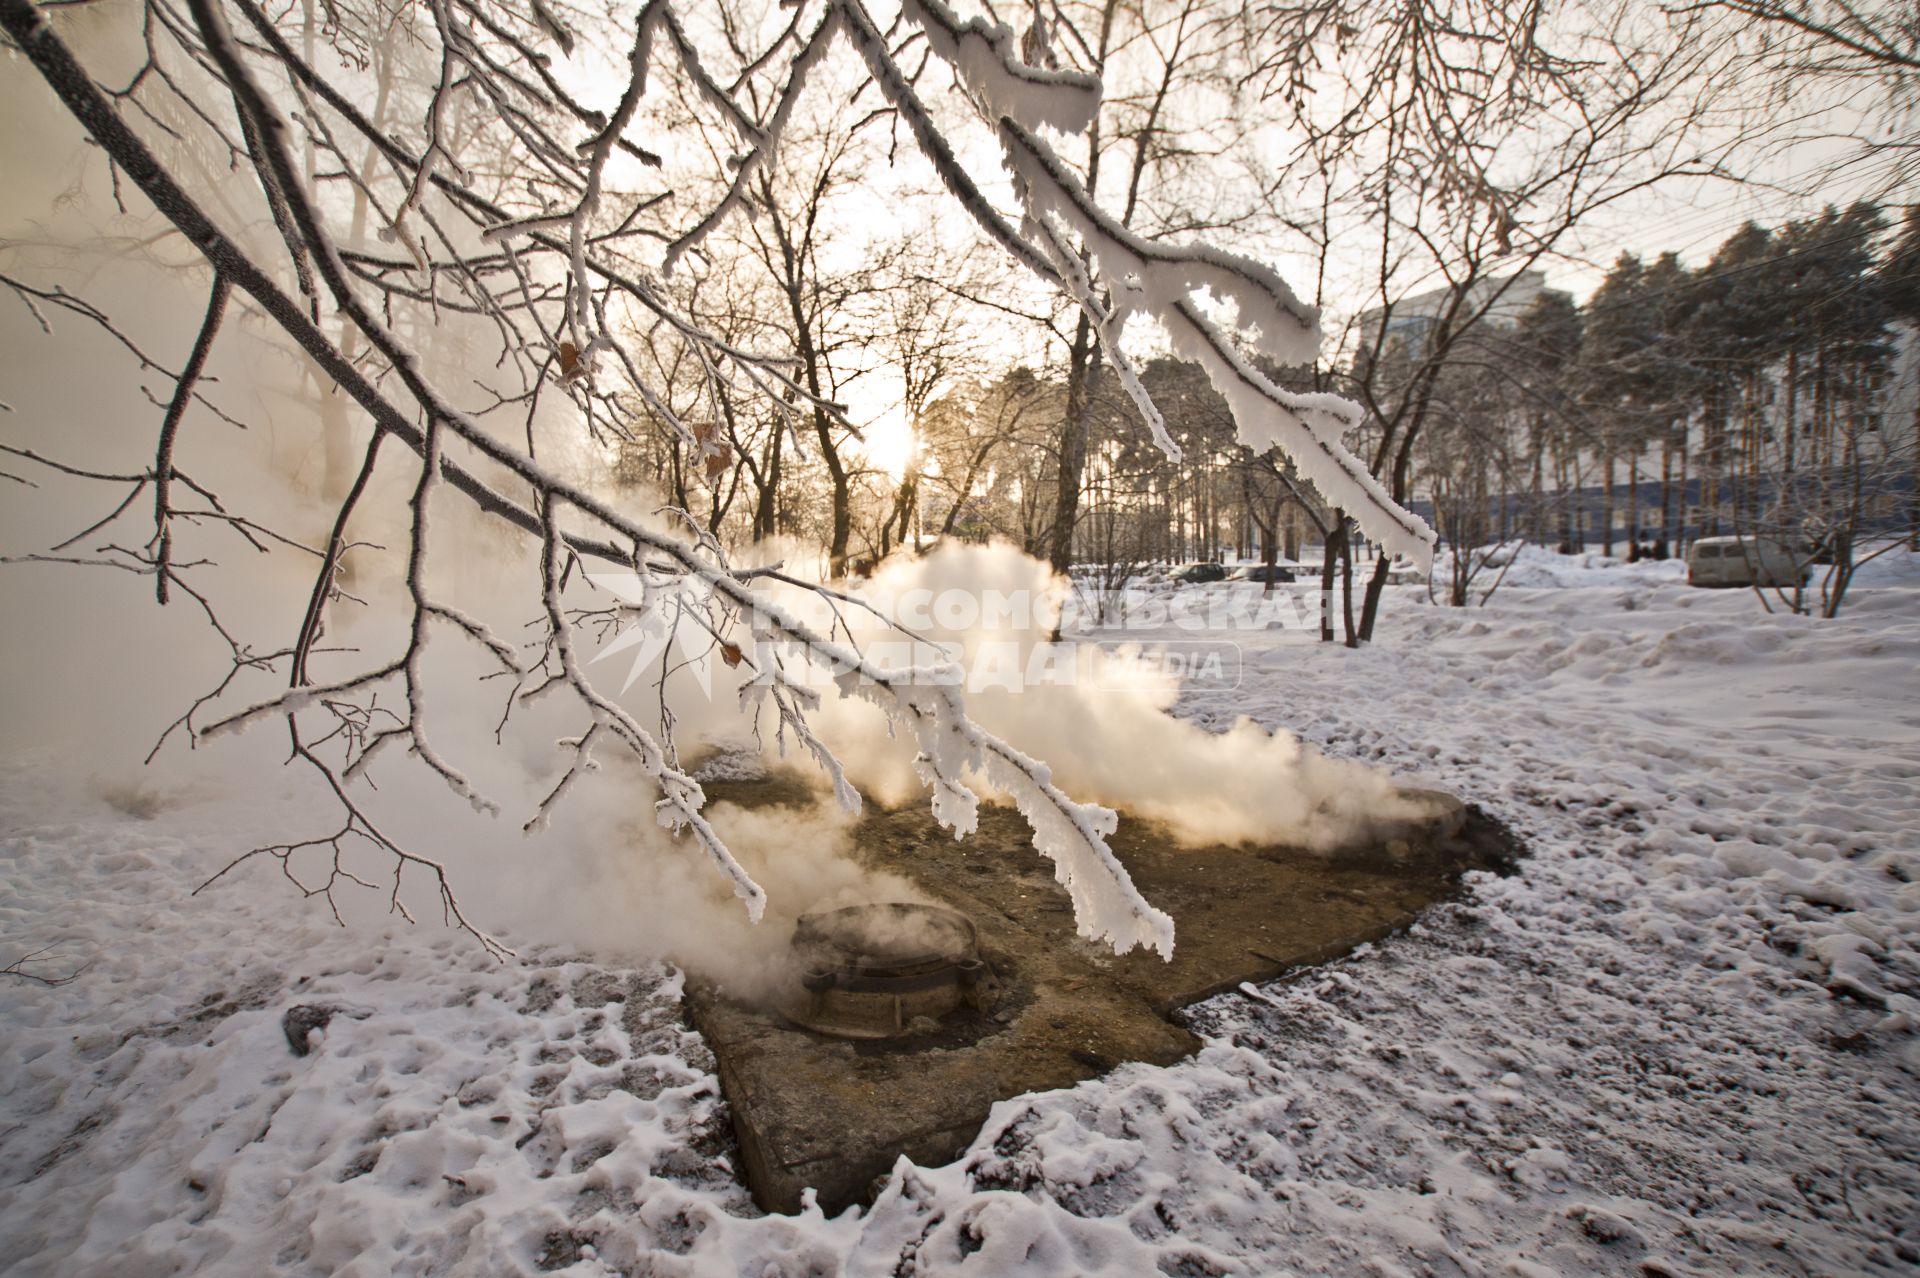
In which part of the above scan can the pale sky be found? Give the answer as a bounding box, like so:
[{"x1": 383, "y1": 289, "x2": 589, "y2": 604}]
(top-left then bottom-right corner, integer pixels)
[{"x1": 563, "y1": 3, "x2": 1920, "y2": 476}]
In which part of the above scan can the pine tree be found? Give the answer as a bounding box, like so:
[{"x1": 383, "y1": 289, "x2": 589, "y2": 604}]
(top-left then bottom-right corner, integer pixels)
[
  {"x1": 1508, "y1": 291, "x2": 1583, "y2": 549},
  {"x1": 1683, "y1": 222, "x2": 1778, "y2": 534},
  {"x1": 1576, "y1": 253, "x2": 1662, "y2": 554}
]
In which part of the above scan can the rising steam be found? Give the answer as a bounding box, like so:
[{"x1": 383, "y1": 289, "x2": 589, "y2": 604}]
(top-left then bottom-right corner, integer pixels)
[{"x1": 2, "y1": 13, "x2": 1423, "y2": 992}]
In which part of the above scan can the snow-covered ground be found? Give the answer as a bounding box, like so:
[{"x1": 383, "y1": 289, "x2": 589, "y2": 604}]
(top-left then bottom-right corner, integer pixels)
[{"x1": 4, "y1": 550, "x2": 1918, "y2": 1275}]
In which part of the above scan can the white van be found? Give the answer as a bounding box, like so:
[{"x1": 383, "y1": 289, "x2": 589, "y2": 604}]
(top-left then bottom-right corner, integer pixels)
[{"x1": 1686, "y1": 536, "x2": 1809, "y2": 589}]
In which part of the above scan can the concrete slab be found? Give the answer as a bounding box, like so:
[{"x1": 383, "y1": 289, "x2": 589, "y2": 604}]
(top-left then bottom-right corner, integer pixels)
[{"x1": 686, "y1": 781, "x2": 1517, "y2": 1215}]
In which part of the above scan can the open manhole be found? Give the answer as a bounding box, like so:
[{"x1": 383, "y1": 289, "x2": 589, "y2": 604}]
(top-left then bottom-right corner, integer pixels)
[{"x1": 786, "y1": 902, "x2": 1002, "y2": 1038}]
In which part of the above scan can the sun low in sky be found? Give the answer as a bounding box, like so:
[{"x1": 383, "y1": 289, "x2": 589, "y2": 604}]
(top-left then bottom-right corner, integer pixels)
[{"x1": 856, "y1": 410, "x2": 917, "y2": 481}]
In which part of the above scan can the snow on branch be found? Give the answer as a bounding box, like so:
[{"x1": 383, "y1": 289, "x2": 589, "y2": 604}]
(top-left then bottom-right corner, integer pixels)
[
  {"x1": 898, "y1": 0, "x2": 1102, "y2": 134},
  {"x1": 850, "y1": 0, "x2": 1436, "y2": 566},
  {"x1": 998, "y1": 121, "x2": 1322, "y2": 359},
  {"x1": 0, "y1": 0, "x2": 1431, "y2": 960}
]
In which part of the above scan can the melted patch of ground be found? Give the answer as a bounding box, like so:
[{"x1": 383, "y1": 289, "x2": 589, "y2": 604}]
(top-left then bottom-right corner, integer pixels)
[{"x1": 688, "y1": 777, "x2": 1517, "y2": 1214}]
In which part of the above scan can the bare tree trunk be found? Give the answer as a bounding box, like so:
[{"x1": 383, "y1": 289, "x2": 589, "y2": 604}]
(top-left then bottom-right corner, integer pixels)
[
  {"x1": 1703, "y1": 391, "x2": 1722, "y2": 537},
  {"x1": 1260, "y1": 498, "x2": 1279, "y2": 595},
  {"x1": 1602, "y1": 450, "x2": 1616, "y2": 557},
  {"x1": 753, "y1": 415, "x2": 783, "y2": 541},
  {"x1": 1356, "y1": 373, "x2": 1428, "y2": 642},
  {"x1": 1319, "y1": 519, "x2": 1340, "y2": 643},
  {"x1": 1677, "y1": 429, "x2": 1690, "y2": 552},
  {"x1": 1784, "y1": 347, "x2": 1798, "y2": 479},
  {"x1": 1048, "y1": 312, "x2": 1098, "y2": 573},
  {"x1": 1626, "y1": 451, "x2": 1640, "y2": 558},
  {"x1": 801, "y1": 369, "x2": 850, "y2": 574},
  {"x1": 1340, "y1": 517, "x2": 1358, "y2": 648},
  {"x1": 1660, "y1": 436, "x2": 1674, "y2": 556},
  {"x1": 1528, "y1": 415, "x2": 1545, "y2": 545}
]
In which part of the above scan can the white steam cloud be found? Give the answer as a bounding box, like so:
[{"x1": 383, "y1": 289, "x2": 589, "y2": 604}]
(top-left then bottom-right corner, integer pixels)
[
  {"x1": 2, "y1": 16, "x2": 1423, "y2": 992},
  {"x1": 762, "y1": 541, "x2": 1426, "y2": 851}
]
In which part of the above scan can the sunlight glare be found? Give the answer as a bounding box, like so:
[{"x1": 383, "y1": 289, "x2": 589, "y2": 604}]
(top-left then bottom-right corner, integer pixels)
[{"x1": 859, "y1": 412, "x2": 916, "y2": 481}]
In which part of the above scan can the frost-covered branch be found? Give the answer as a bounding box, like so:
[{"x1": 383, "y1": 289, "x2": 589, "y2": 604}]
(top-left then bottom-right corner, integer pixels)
[{"x1": 0, "y1": 0, "x2": 1432, "y2": 960}]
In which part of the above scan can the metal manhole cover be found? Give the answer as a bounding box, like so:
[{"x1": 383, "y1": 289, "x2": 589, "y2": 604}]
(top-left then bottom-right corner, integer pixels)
[{"x1": 784, "y1": 902, "x2": 1001, "y2": 1039}]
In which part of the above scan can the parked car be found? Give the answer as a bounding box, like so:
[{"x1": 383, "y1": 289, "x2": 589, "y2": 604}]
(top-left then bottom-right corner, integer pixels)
[
  {"x1": 1686, "y1": 536, "x2": 1810, "y2": 589},
  {"x1": 1173, "y1": 561, "x2": 1229, "y2": 584},
  {"x1": 1232, "y1": 563, "x2": 1297, "y2": 584}
]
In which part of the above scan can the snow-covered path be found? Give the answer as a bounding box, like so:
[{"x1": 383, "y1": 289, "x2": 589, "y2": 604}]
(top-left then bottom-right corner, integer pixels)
[{"x1": 3, "y1": 557, "x2": 1917, "y2": 1275}]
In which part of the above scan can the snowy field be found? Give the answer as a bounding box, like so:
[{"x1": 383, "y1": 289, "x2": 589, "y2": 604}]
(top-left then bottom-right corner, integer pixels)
[{"x1": 3, "y1": 550, "x2": 1918, "y2": 1276}]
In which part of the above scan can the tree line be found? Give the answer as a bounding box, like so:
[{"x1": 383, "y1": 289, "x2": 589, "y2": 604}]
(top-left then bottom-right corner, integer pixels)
[
  {"x1": 601, "y1": 2, "x2": 1917, "y2": 633},
  {"x1": 1416, "y1": 202, "x2": 1919, "y2": 612},
  {"x1": 613, "y1": 199, "x2": 1918, "y2": 626}
]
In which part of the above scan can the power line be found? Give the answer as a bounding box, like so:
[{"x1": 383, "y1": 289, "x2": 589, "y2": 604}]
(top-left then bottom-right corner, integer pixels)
[
  {"x1": 1549, "y1": 216, "x2": 1903, "y2": 329},
  {"x1": 1554, "y1": 149, "x2": 1916, "y2": 284}
]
